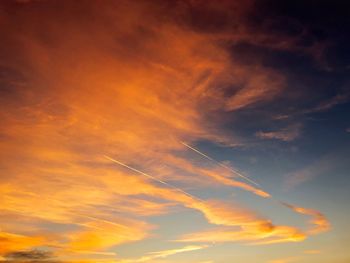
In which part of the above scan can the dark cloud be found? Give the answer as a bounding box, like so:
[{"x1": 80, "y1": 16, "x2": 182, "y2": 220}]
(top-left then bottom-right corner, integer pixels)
[
  {"x1": 254, "y1": 0, "x2": 350, "y2": 68},
  {"x1": 2, "y1": 261, "x2": 59, "y2": 263},
  {"x1": 4, "y1": 250, "x2": 54, "y2": 261},
  {"x1": 2, "y1": 262, "x2": 58, "y2": 263}
]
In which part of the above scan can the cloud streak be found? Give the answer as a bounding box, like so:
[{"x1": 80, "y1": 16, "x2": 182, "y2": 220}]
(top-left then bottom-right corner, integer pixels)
[
  {"x1": 180, "y1": 141, "x2": 261, "y2": 187},
  {"x1": 256, "y1": 124, "x2": 301, "y2": 142},
  {"x1": 282, "y1": 203, "x2": 330, "y2": 235}
]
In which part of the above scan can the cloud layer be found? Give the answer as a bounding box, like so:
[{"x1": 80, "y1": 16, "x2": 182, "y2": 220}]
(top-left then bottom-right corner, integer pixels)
[{"x1": 0, "y1": 1, "x2": 331, "y2": 262}]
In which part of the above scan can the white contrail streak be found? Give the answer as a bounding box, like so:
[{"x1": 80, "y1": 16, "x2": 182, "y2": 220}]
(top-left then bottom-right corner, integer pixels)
[
  {"x1": 104, "y1": 155, "x2": 203, "y2": 202},
  {"x1": 105, "y1": 154, "x2": 313, "y2": 228},
  {"x1": 180, "y1": 141, "x2": 260, "y2": 187},
  {"x1": 180, "y1": 142, "x2": 325, "y2": 227}
]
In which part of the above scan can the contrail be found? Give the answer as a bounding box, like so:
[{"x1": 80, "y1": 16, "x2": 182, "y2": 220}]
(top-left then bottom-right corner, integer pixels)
[
  {"x1": 180, "y1": 142, "x2": 318, "y2": 219},
  {"x1": 105, "y1": 155, "x2": 317, "y2": 229},
  {"x1": 180, "y1": 141, "x2": 260, "y2": 187},
  {"x1": 104, "y1": 155, "x2": 203, "y2": 202}
]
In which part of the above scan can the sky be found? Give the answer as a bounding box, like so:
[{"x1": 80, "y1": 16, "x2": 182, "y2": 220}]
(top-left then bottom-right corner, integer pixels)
[{"x1": 0, "y1": 0, "x2": 349, "y2": 262}]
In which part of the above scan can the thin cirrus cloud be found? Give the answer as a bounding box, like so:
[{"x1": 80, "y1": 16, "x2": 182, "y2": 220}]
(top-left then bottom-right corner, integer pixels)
[
  {"x1": 283, "y1": 154, "x2": 334, "y2": 191},
  {"x1": 281, "y1": 203, "x2": 330, "y2": 235},
  {"x1": 121, "y1": 245, "x2": 209, "y2": 263},
  {"x1": 273, "y1": 91, "x2": 350, "y2": 121},
  {"x1": 268, "y1": 257, "x2": 298, "y2": 263},
  {"x1": 0, "y1": 1, "x2": 330, "y2": 262},
  {"x1": 177, "y1": 225, "x2": 306, "y2": 245},
  {"x1": 0, "y1": 232, "x2": 44, "y2": 255},
  {"x1": 256, "y1": 124, "x2": 302, "y2": 142}
]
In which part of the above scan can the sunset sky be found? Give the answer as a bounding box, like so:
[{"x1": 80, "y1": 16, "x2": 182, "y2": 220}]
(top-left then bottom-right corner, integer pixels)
[{"x1": 0, "y1": 1, "x2": 350, "y2": 262}]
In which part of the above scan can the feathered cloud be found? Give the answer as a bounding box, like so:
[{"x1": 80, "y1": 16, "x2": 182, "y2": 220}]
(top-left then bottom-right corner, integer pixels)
[
  {"x1": 283, "y1": 155, "x2": 334, "y2": 190},
  {"x1": 281, "y1": 203, "x2": 330, "y2": 235},
  {"x1": 256, "y1": 124, "x2": 301, "y2": 142},
  {"x1": 0, "y1": 0, "x2": 330, "y2": 262}
]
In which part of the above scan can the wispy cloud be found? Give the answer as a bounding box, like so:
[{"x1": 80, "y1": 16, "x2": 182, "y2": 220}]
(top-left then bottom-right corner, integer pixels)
[
  {"x1": 0, "y1": 0, "x2": 330, "y2": 261},
  {"x1": 225, "y1": 68, "x2": 285, "y2": 111},
  {"x1": 256, "y1": 124, "x2": 301, "y2": 142},
  {"x1": 305, "y1": 92, "x2": 350, "y2": 113},
  {"x1": 282, "y1": 203, "x2": 330, "y2": 235},
  {"x1": 268, "y1": 256, "x2": 298, "y2": 263},
  {"x1": 274, "y1": 91, "x2": 350, "y2": 120},
  {"x1": 304, "y1": 250, "x2": 321, "y2": 254},
  {"x1": 0, "y1": 232, "x2": 45, "y2": 255},
  {"x1": 283, "y1": 155, "x2": 333, "y2": 190},
  {"x1": 126, "y1": 245, "x2": 209, "y2": 262},
  {"x1": 178, "y1": 224, "x2": 306, "y2": 245},
  {"x1": 4, "y1": 249, "x2": 53, "y2": 261}
]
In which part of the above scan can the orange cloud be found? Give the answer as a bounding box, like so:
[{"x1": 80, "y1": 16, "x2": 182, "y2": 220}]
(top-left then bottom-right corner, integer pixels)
[
  {"x1": 304, "y1": 250, "x2": 321, "y2": 254},
  {"x1": 160, "y1": 154, "x2": 270, "y2": 198},
  {"x1": 0, "y1": 231, "x2": 45, "y2": 255},
  {"x1": 282, "y1": 203, "x2": 330, "y2": 234},
  {"x1": 127, "y1": 245, "x2": 209, "y2": 262},
  {"x1": 268, "y1": 257, "x2": 298, "y2": 263},
  {"x1": 67, "y1": 219, "x2": 151, "y2": 252},
  {"x1": 225, "y1": 67, "x2": 284, "y2": 111},
  {"x1": 178, "y1": 224, "x2": 306, "y2": 245},
  {"x1": 0, "y1": 1, "x2": 327, "y2": 261}
]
